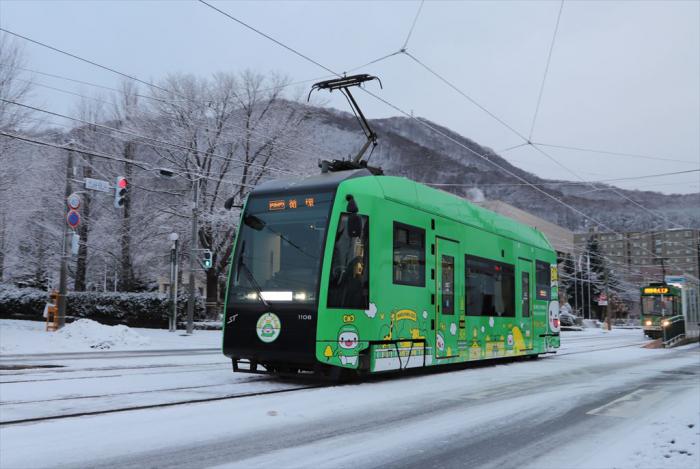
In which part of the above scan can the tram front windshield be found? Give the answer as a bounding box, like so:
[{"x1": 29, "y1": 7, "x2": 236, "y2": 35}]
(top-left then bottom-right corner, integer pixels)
[
  {"x1": 229, "y1": 191, "x2": 333, "y2": 305},
  {"x1": 642, "y1": 296, "x2": 675, "y2": 316}
]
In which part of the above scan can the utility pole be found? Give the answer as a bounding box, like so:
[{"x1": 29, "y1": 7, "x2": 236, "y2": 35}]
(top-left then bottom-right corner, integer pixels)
[
  {"x1": 604, "y1": 268, "x2": 612, "y2": 331},
  {"x1": 57, "y1": 144, "x2": 75, "y2": 329},
  {"x1": 586, "y1": 251, "x2": 592, "y2": 320},
  {"x1": 169, "y1": 232, "x2": 180, "y2": 332},
  {"x1": 573, "y1": 259, "x2": 578, "y2": 316},
  {"x1": 186, "y1": 179, "x2": 199, "y2": 335}
]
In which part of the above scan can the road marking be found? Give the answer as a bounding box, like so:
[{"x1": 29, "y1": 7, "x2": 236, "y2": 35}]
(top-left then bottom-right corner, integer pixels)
[{"x1": 587, "y1": 388, "x2": 669, "y2": 418}]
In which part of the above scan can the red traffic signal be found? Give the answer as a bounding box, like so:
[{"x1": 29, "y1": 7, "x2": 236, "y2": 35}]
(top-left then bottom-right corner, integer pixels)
[{"x1": 114, "y1": 177, "x2": 128, "y2": 208}]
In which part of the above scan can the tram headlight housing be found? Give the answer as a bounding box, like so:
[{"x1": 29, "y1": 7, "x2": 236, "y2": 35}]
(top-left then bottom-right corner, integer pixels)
[
  {"x1": 645, "y1": 320, "x2": 652, "y2": 326},
  {"x1": 661, "y1": 319, "x2": 670, "y2": 327}
]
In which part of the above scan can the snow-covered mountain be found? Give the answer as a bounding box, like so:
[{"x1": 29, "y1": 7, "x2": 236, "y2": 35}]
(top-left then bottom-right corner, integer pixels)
[{"x1": 301, "y1": 104, "x2": 699, "y2": 232}]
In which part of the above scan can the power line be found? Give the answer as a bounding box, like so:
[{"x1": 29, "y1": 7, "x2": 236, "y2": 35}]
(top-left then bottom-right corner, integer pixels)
[
  {"x1": 1, "y1": 39, "x2": 343, "y2": 163},
  {"x1": 403, "y1": 50, "x2": 530, "y2": 142},
  {"x1": 528, "y1": 0, "x2": 564, "y2": 141},
  {"x1": 422, "y1": 168, "x2": 700, "y2": 187},
  {"x1": 532, "y1": 142, "x2": 698, "y2": 165},
  {"x1": 197, "y1": 0, "x2": 336, "y2": 76},
  {"x1": 0, "y1": 130, "x2": 258, "y2": 189},
  {"x1": 0, "y1": 28, "x2": 174, "y2": 97},
  {"x1": 197, "y1": 0, "x2": 694, "y2": 275},
  {"x1": 1, "y1": 98, "x2": 304, "y2": 177}
]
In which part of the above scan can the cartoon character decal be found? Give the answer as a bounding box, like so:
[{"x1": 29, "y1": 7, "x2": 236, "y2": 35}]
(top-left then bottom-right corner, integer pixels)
[
  {"x1": 436, "y1": 332, "x2": 445, "y2": 352},
  {"x1": 255, "y1": 312, "x2": 281, "y2": 343},
  {"x1": 337, "y1": 324, "x2": 360, "y2": 365}
]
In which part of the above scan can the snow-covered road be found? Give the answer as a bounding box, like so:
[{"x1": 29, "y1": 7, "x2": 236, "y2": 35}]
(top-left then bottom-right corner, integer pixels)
[{"x1": 1, "y1": 328, "x2": 698, "y2": 469}]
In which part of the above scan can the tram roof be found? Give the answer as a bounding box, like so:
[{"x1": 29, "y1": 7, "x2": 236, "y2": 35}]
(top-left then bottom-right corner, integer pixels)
[
  {"x1": 372, "y1": 176, "x2": 554, "y2": 253},
  {"x1": 250, "y1": 171, "x2": 554, "y2": 253}
]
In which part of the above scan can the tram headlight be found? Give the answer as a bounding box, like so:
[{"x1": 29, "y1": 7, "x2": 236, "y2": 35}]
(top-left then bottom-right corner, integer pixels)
[
  {"x1": 662, "y1": 319, "x2": 670, "y2": 327},
  {"x1": 293, "y1": 291, "x2": 307, "y2": 301},
  {"x1": 645, "y1": 320, "x2": 652, "y2": 326}
]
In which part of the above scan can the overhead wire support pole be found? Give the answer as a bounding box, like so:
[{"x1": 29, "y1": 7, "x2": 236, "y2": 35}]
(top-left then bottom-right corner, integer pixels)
[{"x1": 186, "y1": 178, "x2": 199, "y2": 335}]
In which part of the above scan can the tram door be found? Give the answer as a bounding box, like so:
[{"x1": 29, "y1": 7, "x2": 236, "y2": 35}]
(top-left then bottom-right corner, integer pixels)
[
  {"x1": 435, "y1": 238, "x2": 461, "y2": 359},
  {"x1": 518, "y1": 259, "x2": 533, "y2": 350}
]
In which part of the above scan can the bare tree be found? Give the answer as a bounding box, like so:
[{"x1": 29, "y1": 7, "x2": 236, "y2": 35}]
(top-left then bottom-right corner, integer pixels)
[
  {"x1": 0, "y1": 34, "x2": 34, "y2": 281},
  {"x1": 146, "y1": 70, "x2": 310, "y2": 314}
]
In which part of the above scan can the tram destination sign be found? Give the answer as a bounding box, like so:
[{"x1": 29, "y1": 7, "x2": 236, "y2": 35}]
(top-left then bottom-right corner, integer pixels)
[
  {"x1": 643, "y1": 286, "x2": 669, "y2": 295},
  {"x1": 84, "y1": 177, "x2": 112, "y2": 193}
]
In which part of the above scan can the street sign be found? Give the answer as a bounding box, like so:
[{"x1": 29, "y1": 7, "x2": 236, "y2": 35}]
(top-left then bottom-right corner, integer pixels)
[
  {"x1": 85, "y1": 177, "x2": 112, "y2": 193},
  {"x1": 71, "y1": 232, "x2": 80, "y2": 255},
  {"x1": 67, "y1": 193, "x2": 81, "y2": 210},
  {"x1": 598, "y1": 293, "x2": 608, "y2": 306},
  {"x1": 66, "y1": 210, "x2": 81, "y2": 229}
]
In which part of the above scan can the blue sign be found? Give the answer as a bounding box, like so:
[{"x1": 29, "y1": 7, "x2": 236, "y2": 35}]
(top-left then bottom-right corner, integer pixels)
[{"x1": 66, "y1": 210, "x2": 80, "y2": 228}]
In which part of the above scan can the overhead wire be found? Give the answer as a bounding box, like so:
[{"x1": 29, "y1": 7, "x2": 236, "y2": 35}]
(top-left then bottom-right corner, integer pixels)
[
  {"x1": 528, "y1": 0, "x2": 564, "y2": 141},
  {"x1": 1, "y1": 98, "x2": 304, "y2": 177},
  {"x1": 421, "y1": 168, "x2": 700, "y2": 186},
  {"x1": 532, "y1": 142, "x2": 699, "y2": 165},
  {"x1": 194, "y1": 2, "x2": 695, "y2": 275},
  {"x1": 401, "y1": 0, "x2": 426, "y2": 51},
  {"x1": 0, "y1": 130, "x2": 259, "y2": 190},
  {"x1": 0, "y1": 40, "x2": 345, "y2": 163}
]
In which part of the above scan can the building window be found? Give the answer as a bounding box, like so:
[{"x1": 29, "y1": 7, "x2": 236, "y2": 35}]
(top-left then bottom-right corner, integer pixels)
[
  {"x1": 393, "y1": 222, "x2": 425, "y2": 287},
  {"x1": 535, "y1": 260, "x2": 550, "y2": 300},
  {"x1": 327, "y1": 213, "x2": 369, "y2": 309},
  {"x1": 465, "y1": 255, "x2": 515, "y2": 317}
]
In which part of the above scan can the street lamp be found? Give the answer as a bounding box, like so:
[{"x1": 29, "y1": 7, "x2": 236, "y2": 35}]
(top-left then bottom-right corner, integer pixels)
[{"x1": 160, "y1": 168, "x2": 199, "y2": 335}]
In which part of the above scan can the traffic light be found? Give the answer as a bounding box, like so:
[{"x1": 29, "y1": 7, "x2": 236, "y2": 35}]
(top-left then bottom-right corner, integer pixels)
[
  {"x1": 114, "y1": 177, "x2": 128, "y2": 208},
  {"x1": 201, "y1": 249, "x2": 213, "y2": 270}
]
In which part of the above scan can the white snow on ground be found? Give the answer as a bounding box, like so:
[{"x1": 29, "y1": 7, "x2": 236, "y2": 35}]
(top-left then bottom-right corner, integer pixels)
[
  {"x1": 586, "y1": 387, "x2": 699, "y2": 469},
  {"x1": 1, "y1": 335, "x2": 697, "y2": 469},
  {"x1": 0, "y1": 319, "x2": 221, "y2": 354}
]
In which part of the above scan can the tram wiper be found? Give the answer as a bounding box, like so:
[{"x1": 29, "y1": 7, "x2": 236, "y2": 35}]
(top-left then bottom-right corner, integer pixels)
[{"x1": 237, "y1": 241, "x2": 270, "y2": 309}]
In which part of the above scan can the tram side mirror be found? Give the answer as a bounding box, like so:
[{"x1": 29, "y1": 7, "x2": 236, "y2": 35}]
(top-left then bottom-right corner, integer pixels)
[
  {"x1": 347, "y1": 214, "x2": 362, "y2": 238},
  {"x1": 346, "y1": 194, "x2": 358, "y2": 213},
  {"x1": 244, "y1": 214, "x2": 266, "y2": 231},
  {"x1": 224, "y1": 197, "x2": 243, "y2": 211}
]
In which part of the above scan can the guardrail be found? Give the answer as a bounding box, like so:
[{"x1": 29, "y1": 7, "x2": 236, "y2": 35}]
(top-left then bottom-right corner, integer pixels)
[{"x1": 662, "y1": 315, "x2": 686, "y2": 347}]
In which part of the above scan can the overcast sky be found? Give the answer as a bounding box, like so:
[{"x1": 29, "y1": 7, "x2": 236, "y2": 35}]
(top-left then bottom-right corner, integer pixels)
[{"x1": 1, "y1": 0, "x2": 699, "y2": 195}]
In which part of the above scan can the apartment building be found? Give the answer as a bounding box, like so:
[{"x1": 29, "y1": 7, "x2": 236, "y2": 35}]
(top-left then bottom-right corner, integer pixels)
[{"x1": 573, "y1": 228, "x2": 700, "y2": 284}]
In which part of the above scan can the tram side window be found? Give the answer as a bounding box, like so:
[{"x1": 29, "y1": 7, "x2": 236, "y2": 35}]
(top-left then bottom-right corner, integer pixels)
[
  {"x1": 327, "y1": 213, "x2": 369, "y2": 309},
  {"x1": 441, "y1": 255, "x2": 455, "y2": 315},
  {"x1": 393, "y1": 222, "x2": 425, "y2": 286},
  {"x1": 465, "y1": 255, "x2": 515, "y2": 317},
  {"x1": 521, "y1": 272, "x2": 530, "y2": 317},
  {"x1": 535, "y1": 260, "x2": 550, "y2": 300}
]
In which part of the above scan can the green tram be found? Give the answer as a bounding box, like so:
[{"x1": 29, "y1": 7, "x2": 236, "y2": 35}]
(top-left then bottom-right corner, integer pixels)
[{"x1": 222, "y1": 169, "x2": 561, "y2": 376}]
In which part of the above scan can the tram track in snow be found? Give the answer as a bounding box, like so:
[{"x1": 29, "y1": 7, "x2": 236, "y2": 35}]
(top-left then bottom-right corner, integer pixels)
[
  {"x1": 0, "y1": 376, "x2": 270, "y2": 406},
  {"x1": 0, "y1": 362, "x2": 230, "y2": 384},
  {"x1": 0, "y1": 382, "x2": 326, "y2": 427},
  {"x1": 0, "y1": 334, "x2": 650, "y2": 427}
]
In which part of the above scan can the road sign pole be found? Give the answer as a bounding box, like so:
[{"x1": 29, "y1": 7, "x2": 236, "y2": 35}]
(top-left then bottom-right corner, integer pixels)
[{"x1": 57, "y1": 145, "x2": 75, "y2": 329}]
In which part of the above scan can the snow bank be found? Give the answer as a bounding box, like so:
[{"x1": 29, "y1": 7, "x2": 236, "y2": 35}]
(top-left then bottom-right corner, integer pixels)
[
  {"x1": 56, "y1": 319, "x2": 151, "y2": 350},
  {"x1": 0, "y1": 319, "x2": 220, "y2": 354}
]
